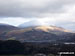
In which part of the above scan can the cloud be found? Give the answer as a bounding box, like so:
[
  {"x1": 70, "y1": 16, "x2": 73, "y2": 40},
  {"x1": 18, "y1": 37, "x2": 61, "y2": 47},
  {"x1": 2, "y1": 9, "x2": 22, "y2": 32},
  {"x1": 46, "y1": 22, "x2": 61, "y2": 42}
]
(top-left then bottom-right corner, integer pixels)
[
  {"x1": 0, "y1": 17, "x2": 30, "y2": 26},
  {"x1": 0, "y1": 0, "x2": 75, "y2": 31},
  {"x1": 0, "y1": 0, "x2": 75, "y2": 17},
  {"x1": 0, "y1": 17, "x2": 75, "y2": 31}
]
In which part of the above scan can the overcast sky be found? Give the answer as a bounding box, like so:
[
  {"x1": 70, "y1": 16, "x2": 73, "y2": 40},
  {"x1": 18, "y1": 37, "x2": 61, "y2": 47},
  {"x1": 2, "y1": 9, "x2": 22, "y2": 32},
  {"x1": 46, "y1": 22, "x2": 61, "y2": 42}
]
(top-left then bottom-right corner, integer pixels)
[{"x1": 0, "y1": 0, "x2": 75, "y2": 31}]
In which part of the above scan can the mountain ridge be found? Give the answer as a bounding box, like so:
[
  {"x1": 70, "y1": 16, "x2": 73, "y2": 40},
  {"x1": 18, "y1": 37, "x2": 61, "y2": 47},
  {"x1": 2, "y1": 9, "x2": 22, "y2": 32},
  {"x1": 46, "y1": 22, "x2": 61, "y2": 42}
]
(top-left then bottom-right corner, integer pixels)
[{"x1": 0, "y1": 23, "x2": 75, "y2": 42}]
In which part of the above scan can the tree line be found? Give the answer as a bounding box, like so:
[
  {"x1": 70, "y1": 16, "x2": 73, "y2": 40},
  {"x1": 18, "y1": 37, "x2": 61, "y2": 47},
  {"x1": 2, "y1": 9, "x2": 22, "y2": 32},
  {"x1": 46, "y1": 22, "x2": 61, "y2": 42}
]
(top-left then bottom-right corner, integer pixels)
[{"x1": 0, "y1": 40, "x2": 75, "y2": 55}]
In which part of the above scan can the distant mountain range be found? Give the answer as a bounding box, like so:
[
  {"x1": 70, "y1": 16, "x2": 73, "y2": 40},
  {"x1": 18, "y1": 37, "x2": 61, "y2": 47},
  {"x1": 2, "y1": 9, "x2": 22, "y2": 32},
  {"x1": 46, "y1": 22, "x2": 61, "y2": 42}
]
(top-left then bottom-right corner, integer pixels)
[{"x1": 0, "y1": 23, "x2": 75, "y2": 43}]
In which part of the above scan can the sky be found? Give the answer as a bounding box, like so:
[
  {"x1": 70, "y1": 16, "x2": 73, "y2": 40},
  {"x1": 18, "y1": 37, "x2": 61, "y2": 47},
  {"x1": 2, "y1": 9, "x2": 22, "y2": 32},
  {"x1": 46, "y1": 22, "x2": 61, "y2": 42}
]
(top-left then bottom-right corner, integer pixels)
[{"x1": 0, "y1": 0, "x2": 75, "y2": 31}]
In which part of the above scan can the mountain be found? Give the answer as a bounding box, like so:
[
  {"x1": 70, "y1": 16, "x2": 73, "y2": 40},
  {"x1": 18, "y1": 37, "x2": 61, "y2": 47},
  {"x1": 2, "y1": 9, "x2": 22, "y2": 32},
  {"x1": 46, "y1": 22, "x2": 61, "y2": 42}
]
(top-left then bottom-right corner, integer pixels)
[
  {"x1": 7, "y1": 25, "x2": 72, "y2": 35},
  {"x1": 19, "y1": 20, "x2": 72, "y2": 35},
  {"x1": 0, "y1": 23, "x2": 19, "y2": 39},
  {"x1": 0, "y1": 23, "x2": 74, "y2": 42},
  {"x1": 0, "y1": 23, "x2": 19, "y2": 32},
  {"x1": 34, "y1": 26, "x2": 72, "y2": 35},
  {"x1": 19, "y1": 25, "x2": 72, "y2": 35},
  {"x1": 5, "y1": 25, "x2": 73, "y2": 42},
  {"x1": 6, "y1": 30, "x2": 58, "y2": 42}
]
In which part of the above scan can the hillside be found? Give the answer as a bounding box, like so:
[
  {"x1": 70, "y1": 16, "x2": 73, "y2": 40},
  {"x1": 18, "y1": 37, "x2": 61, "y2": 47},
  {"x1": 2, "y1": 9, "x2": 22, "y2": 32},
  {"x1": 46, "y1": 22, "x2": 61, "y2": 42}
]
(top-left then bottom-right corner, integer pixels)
[
  {"x1": 0, "y1": 23, "x2": 19, "y2": 40},
  {"x1": 0, "y1": 23, "x2": 74, "y2": 42},
  {"x1": 0, "y1": 23, "x2": 19, "y2": 33},
  {"x1": 4, "y1": 25, "x2": 74, "y2": 42},
  {"x1": 7, "y1": 25, "x2": 72, "y2": 35}
]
